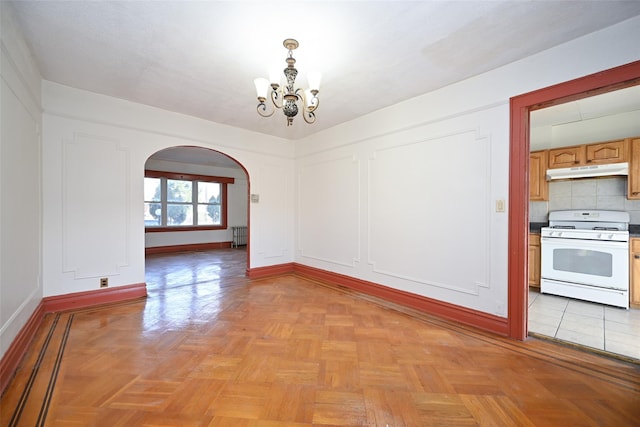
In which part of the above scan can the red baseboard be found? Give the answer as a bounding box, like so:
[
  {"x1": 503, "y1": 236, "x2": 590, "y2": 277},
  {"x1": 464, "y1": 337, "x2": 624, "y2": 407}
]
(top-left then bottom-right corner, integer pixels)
[
  {"x1": 0, "y1": 301, "x2": 45, "y2": 394},
  {"x1": 145, "y1": 242, "x2": 232, "y2": 255},
  {"x1": 247, "y1": 263, "x2": 295, "y2": 279},
  {"x1": 42, "y1": 283, "x2": 148, "y2": 313},
  {"x1": 292, "y1": 263, "x2": 509, "y2": 337}
]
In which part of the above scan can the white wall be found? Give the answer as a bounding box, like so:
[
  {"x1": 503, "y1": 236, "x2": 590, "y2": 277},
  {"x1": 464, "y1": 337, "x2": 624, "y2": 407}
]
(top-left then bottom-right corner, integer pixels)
[
  {"x1": 0, "y1": 2, "x2": 43, "y2": 358},
  {"x1": 294, "y1": 16, "x2": 640, "y2": 318},
  {"x1": 41, "y1": 82, "x2": 295, "y2": 297},
  {"x1": 143, "y1": 158, "x2": 249, "y2": 248}
]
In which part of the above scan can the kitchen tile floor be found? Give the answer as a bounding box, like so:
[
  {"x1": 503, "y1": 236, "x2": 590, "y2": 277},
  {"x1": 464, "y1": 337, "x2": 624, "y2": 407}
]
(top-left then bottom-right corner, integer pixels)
[{"x1": 528, "y1": 289, "x2": 640, "y2": 361}]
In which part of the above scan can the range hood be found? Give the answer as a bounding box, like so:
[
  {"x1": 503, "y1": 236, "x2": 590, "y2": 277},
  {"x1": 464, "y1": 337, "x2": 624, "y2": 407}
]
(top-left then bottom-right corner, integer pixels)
[{"x1": 546, "y1": 162, "x2": 629, "y2": 181}]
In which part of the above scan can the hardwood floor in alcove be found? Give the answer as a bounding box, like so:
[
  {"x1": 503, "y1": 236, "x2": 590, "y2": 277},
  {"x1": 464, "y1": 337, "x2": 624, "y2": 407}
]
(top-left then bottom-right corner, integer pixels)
[{"x1": 1, "y1": 248, "x2": 639, "y2": 426}]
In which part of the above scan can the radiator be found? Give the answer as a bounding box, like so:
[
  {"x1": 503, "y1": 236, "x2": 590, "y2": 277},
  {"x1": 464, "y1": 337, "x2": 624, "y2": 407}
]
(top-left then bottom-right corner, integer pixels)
[{"x1": 231, "y1": 226, "x2": 248, "y2": 248}]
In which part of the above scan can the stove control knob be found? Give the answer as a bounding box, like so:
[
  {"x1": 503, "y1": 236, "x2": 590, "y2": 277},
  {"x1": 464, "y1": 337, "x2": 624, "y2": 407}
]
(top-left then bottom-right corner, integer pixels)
[
  {"x1": 597, "y1": 233, "x2": 602, "y2": 239},
  {"x1": 608, "y1": 234, "x2": 614, "y2": 240}
]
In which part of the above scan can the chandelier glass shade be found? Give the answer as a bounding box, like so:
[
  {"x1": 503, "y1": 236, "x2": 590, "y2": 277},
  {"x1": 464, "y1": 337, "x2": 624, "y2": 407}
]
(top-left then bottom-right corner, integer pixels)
[{"x1": 254, "y1": 39, "x2": 321, "y2": 126}]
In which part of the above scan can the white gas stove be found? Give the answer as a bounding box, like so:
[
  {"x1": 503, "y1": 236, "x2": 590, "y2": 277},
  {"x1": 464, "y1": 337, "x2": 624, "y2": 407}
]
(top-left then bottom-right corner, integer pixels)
[{"x1": 540, "y1": 210, "x2": 630, "y2": 309}]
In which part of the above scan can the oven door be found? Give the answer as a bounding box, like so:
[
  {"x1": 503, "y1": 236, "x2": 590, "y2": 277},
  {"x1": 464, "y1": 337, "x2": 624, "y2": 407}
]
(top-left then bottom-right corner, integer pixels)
[{"x1": 541, "y1": 237, "x2": 629, "y2": 291}]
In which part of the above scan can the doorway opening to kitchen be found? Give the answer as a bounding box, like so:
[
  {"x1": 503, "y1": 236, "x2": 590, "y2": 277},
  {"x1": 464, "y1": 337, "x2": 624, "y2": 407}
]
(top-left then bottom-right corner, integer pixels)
[{"x1": 508, "y1": 60, "x2": 640, "y2": 361}]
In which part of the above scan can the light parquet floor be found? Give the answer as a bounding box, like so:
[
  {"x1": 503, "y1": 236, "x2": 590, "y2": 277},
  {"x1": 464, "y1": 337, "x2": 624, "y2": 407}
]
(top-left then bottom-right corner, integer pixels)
[{"x1": 1, "y1": 249, "x2": 639, "y2": 426}]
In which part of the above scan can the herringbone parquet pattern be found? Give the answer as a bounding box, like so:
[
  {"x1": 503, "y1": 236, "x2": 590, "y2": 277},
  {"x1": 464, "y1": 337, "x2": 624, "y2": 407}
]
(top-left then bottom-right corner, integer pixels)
[{"x1": 1, "y1": 249, "x2": 639, "y2": 426}]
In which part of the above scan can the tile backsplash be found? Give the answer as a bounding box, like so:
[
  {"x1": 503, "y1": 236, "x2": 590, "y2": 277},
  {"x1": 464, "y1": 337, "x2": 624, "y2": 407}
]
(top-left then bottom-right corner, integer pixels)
[{"x1": 530, "y1": 176, "x2": 640, "y2": 224}]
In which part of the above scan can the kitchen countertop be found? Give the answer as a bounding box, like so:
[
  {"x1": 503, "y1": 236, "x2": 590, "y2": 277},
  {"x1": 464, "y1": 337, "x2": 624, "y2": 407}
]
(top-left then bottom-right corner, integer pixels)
[
  {"x1": 529, "y1": 222, "x2": 547, "y2": 234},
  {"x1": 529, "y1": 222, "x2": 640, "y2": 237}
]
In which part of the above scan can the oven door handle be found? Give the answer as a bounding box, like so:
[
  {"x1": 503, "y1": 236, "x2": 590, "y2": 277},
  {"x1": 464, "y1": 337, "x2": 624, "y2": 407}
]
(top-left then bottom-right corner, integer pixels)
[{"x1": 541, "y1": 237, "x2": 629, "y2": 250}]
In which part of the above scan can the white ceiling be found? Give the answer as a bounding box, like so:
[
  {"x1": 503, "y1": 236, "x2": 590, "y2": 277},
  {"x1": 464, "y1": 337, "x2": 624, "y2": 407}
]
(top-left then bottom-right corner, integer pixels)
[
  {"x1": 531, "y1": 86, "x2": 640, "y2": 129},
  {"x1": 530, "y1": 85, "x2": 640, "y2": 150},
  {"x1": 10, "y1": 0, "x2": 640, "y2": 142}
]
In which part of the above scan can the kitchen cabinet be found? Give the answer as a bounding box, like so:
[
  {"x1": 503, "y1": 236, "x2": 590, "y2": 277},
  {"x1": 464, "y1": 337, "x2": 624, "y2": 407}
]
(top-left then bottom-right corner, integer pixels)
[
  {"x1": 627, "y1": 137, "x2": 640, "y2": 199},
  {"x1": 529, "y1": 233, "x2": 541, "y2": 288},
  {"x1": 586, "y1": 139, "x2": 628, "y2": 165},
  {"x1": 629, "y1": 238, "x2": 640, "y2": 308},
  {"x1": 529, "y1": 151, "x2": 548, "y2": 201},
  {"x1": 547, "y1": 139, "x2": 628, "y2": 169},
  {"x1": 547, "y1": 145, "x2": 585, "y2": 169}
]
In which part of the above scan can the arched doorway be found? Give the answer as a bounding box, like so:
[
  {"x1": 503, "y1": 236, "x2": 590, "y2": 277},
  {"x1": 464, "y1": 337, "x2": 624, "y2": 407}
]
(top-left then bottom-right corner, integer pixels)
[
  {"x1": 508, "y1": 60, "x2": 640, "y2": 341},
  {"x1": 143, "y1": 146, "x2": 251, "y2": 290}
]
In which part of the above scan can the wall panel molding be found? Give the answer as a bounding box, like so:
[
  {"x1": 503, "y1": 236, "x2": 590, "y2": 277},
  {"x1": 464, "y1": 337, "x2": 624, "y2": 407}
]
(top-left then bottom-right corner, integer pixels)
[
  {"x1": 252, "y1": 162, "x2": 292, "y2": 261},
  {"x1": 297, "y1": 155, "x2": 360, "y2": 268},
  {"x1": 367, "y1": 129, "x2": 491, "y2": 295},
  {"x1": 62, "y1": 133, "x2": 130, "y2": 279}
]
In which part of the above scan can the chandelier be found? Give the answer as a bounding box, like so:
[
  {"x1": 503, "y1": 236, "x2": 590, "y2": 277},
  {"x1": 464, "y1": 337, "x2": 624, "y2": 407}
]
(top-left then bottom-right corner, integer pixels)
[{"x1": 254, "y1": 39, "x2": 321, "y2": 126}]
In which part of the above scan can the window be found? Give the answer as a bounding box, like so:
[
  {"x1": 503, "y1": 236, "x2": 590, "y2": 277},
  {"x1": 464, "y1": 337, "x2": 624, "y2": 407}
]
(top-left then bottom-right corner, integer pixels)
[{"x1": 144, "y1": 170, "x2": 234, "y2": 231}]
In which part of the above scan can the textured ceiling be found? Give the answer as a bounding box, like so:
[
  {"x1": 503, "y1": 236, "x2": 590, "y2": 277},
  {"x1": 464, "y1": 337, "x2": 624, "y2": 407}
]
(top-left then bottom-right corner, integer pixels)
[{"x1": 10, "y1": 1, "x2": 640, "y2": 141}]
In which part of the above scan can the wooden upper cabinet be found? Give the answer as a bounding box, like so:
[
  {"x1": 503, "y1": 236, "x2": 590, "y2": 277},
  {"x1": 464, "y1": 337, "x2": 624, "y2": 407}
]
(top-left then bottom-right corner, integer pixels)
[
  {"x1": 548, "y1": 139, "x2": 629, "y2": 169},
  {"x1": 529, "y1": 150, "x2": 548, "y2": 201},
  {"x1": 547, "y1": 146, "x2": 585, "y2": 169},
  {"x1": 585, "y1": 139, "x2": 628, "y2": 164},
  {"x1": 628, "y1": 137, "x2": 640, "y2": 199},
  {"x1": 533, "y1": 136, "x2": 638, "y2": 200}
]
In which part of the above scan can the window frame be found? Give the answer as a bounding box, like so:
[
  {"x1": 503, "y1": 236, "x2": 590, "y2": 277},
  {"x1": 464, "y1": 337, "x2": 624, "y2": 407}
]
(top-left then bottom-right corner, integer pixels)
[{"x1": 144, "y1": 169, "x2": 234, "y2": 232}]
